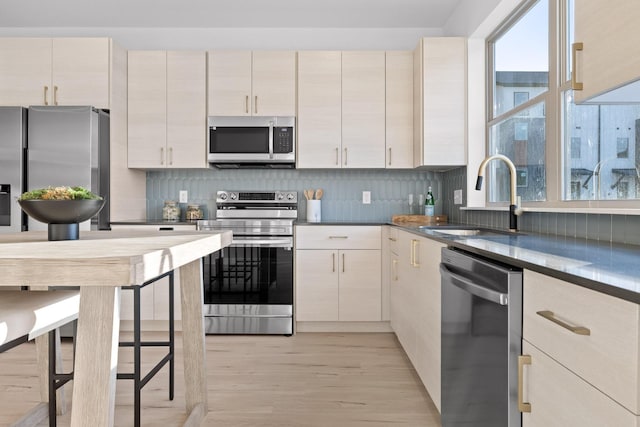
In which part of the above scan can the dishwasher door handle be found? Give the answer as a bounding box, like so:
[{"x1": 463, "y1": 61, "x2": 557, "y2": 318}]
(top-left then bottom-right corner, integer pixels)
[{"x1": 440, "y1": 264, "x2": 509, "y2": 305}]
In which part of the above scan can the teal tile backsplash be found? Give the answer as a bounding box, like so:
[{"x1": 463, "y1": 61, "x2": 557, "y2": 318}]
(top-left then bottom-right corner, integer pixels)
[{"x1": 147, "y1": 169, "x2": 442, "y2": 222}]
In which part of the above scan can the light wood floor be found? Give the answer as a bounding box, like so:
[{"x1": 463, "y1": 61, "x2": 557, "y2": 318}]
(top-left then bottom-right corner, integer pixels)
[{"x1": 0, "y1": 332, "x2": 441, "y2": 427}]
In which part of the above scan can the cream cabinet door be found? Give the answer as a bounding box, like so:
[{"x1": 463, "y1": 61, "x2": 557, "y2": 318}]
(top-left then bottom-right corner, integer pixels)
[
  {"x1": 166, "y1": 51, "x2": 207, "y2": 168},
  {"x1": 522, "y1": 341, "x2": 638, "y2": 427},
  {"x1": 0, "y1": 38, "x2": 52, "y2": 107},
  {"x1": 414, "y1": 37, "x2": 466, "y2": 168},
  {"x1": 338, "y1": 249, "x2": 382, "y2": 321},
  {"x1": 251, "y1": 51, "x2": 296, "y2": 116},
  {"x1": 385, "y1": 51, "x2": 414, "y2": 169},
  {"x1": 295, "y1": 249, "x2": 339, "y2": 321},
  {"x1": 128, "y1": 51, "x2": 167, "y2": 168},
  {"x1": 51, "y1": 38, "x2": 110, "y2": 109},
  {"x1": 342, "y1": 51, "x2": 386, "y2": 168},
  {"x1": 207, "y1": 50, "x2": 252, "y2": 116},
  {"x1": 297, "y1": 51, "x2": 342, "y2": 168},
  {"x1": 574, "y1": 2, "x2": 640, "y2": 103}
]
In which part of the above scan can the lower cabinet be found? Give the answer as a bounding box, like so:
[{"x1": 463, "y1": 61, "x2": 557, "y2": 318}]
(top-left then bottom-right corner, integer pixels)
[
  {"x1": 110, "y1": 223, "x2": 196, "y2": 329},
  {"x1": 295, "y1": 226, "x2": 382, "y2": 323},
  {"x1": 390, "y1": 228, "x2": 445, "y2": 412},
  {"x1": 521, "y1": 269, "x2": 640, "y2": 424}
]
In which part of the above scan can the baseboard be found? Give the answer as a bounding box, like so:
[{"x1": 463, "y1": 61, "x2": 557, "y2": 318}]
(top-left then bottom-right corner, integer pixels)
[{"x1": 295, "y1": 321, "x2": 393, "y2": 333}]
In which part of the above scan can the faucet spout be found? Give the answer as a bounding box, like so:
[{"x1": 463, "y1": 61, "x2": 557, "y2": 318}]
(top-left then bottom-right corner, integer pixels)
[{"x1": 475, "y1": 154, "x2": 520, "y2": 232}]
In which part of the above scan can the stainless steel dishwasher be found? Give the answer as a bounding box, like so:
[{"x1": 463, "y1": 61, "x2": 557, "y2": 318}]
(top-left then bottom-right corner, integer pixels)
[{"x1": 440, "y1": 247, "x2": 522, "y2": 427}]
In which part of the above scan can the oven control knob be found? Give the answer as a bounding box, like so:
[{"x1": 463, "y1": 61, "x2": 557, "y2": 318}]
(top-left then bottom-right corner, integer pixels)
[
  {"x1": 219, "y1": 192, "x2": 228, "y2": 201},
  {"x1": 287, "y1": 193, "x2": 295, "y2": 201},
  {"x1": 229, "y1": 193, "x2": 238, "y2": 200},
  {"x1": 277, "y1": 193, "x2": 284, "y2": 200}
]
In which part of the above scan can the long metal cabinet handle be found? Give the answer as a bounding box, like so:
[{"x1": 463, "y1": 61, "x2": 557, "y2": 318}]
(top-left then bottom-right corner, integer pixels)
[
  {"x1": 411, "y1": 240, "x2": 420, "y2": 268},
  {"x1": 332, "y1": 253, "x2": 335, "y2": 273},
  {"x1": 388, "y1": 237, "x2": 397, "y2": 242},
  {"x1": 439, "y1": 264, "x2": 509, "y2": 305},
  {"x1": 245, "y1": 95, "x2": 249, "y2": 114},
  {"x1": 518, "y1": 355, "x2": 532, "y2": 413},
  {"x1": 160, "y1": 147, "x2": 164, "y2": 165},
  {"x1": 335, "y1": 147, "x2": 339, "y2": 166},
  {"x1": 53, "y1": 85, "x2": 58, "y2": 105},
  {"x1": 571, "y1": 42, "x2": 584, "y2": 90},
  {"x1": 344, "y1": 147, "x2": 348, "y2": 166},
  {"x1": 388, "y1": 147, "x2": 392, "y2": 166},
  {"x1": 342, "y1": 253, "x2": 345, "y2": 273},
  {"x1": 43, "y1": 86, "x2": 49, "y2": 105},
  {"x1": 254, "y1": 95, "x2": 258, "y2": 114},
  {"x1": 329, "y1": 236, "x2": 348, "y2": 239},
  {"x1": 536, "y1": 310, "x2": 590, "y2": 335},
  {"x1": 392, "y1": 259, "x2": 398, "y2": 281}
]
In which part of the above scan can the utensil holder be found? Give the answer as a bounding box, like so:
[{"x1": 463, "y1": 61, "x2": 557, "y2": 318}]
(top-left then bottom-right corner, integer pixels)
[{"x1": 306, "y1": 200, "x2": 321, "y2": 223}]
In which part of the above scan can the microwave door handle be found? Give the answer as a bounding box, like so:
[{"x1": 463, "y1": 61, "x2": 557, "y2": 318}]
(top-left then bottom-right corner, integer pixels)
[{"x1": 269, "y1": 121, "x2": 274, "y2": 159}]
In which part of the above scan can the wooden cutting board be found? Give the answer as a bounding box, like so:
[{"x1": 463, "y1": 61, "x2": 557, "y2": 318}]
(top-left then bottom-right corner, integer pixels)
[{"x1": 391, "y1": 214, "x2": 448, "y2": 225}]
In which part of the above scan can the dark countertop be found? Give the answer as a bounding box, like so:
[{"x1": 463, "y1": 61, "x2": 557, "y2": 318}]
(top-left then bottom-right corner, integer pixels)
[
  {"x1": 394, "y1": 223, "x2": 640, "y2": 304},
  {"x1": 295, "y1": 220, "x2": 386, "y2": 226}
]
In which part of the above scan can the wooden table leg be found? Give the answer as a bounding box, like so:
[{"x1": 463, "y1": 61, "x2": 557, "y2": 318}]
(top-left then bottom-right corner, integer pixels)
[
  {"x1": 179, "y1": 260, "x2": 207, "y2": 426},
  {"x1": 70, "y1": 286, "x2": 121, "y2": 427}
]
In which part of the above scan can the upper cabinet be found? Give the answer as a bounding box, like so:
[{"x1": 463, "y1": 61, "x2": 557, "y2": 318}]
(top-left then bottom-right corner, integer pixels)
[
  {"x1": 573, "y1": 2, "x2": 640, "y2": 103},
  {"x1": 385, "y1": 51, "x2": 414, "y2": 169},
  {"x1": 0, "y1": 38, "x2": 111, "y2": 109},
  {"x1": 128, "y1": 51, "x2": 207, "y2": 169},
  {"x1": 342, "y1": 51, "x2": 386, "y2": 168},
  {"x1": 297, "y1": 51, "x2": 386, "y2": 169},
  {"x1": 413, "y1": 37, "x2": 466, "y2": 168},
  {"x1": 207, "y1": 50, "x2": 296, "y2": 116},
  {"x1": 297, "y1": 51, "x2": 342, "y2": 168}
]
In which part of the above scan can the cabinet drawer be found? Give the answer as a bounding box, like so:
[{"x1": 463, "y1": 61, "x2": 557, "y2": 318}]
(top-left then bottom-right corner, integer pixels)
[
  {"x1": 295, "y1": 225, "x2": 381, "y2": 250},
  {"x1": 524, "y1": 270, "x2": 640, "y2": 413},
  {"x1": 522, "y1": 341, "x2": 638, "y2": 427}
]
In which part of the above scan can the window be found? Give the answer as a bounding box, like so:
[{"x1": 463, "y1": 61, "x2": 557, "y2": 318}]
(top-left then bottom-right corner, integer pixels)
[
  {"x1": 488, "y1": 0, "x2": 548, "y2": 203},
  {"x1": 489, "y1": 0, "x2": 640, "y2": 204}
]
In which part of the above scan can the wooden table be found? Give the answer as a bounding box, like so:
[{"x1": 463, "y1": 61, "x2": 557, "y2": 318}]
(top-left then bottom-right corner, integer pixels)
[{"x1": 0, "y1": 229, "x2": 233, "y2": 427}]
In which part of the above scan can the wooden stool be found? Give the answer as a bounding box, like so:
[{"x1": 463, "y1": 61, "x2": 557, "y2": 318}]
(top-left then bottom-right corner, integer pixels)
[{"x1": 0, "y1": 290, "x2": 80, "y2": 427}]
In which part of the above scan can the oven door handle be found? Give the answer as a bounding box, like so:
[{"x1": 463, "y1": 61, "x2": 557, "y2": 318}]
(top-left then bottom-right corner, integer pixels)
[
  {"x1": 231, "y1": 238, "x2": 293, "y2": 248},
  {"x1": 440, "y1": 264, "x2": 509, "y2": 305},
  {"x1": 268, "y1": 120, "x2": 274, "y2": 159}
]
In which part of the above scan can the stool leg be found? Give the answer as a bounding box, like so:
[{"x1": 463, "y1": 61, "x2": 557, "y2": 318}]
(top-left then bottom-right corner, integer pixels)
[
  {"x1": 48, "y1": 330, "x2": 57, "y2": 427},
  {"x1": 134, "y1": 286, "x2": 141, "y2": 427},
  {"x1": 169, "y1": 272, "x2": 175, "y2": 401}
]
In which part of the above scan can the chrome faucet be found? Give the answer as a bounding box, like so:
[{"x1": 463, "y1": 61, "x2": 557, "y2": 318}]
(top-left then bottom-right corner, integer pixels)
[{"x1": 475, "y1": 154, "x2": 521, "y2": 232}]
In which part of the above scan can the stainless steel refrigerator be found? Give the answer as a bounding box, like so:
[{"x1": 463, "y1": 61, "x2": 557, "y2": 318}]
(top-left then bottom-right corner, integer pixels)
[{"x1": 0, "y1": 106, "x2": 110, "y2": 234}]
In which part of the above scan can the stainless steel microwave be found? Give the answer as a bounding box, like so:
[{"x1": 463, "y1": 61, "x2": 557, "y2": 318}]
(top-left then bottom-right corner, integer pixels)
[{"x1": 208, "y1": 116, "x2": 295, "y2": 168}]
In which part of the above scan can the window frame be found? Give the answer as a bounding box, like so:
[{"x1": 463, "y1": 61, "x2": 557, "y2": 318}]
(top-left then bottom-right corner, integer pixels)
[{"x1": 483, "y1": 0, "x2": 640, "y2": 210}]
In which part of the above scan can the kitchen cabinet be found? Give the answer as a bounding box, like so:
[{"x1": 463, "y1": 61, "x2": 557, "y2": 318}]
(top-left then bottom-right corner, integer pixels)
[
  {"x1": 385, "y1": 51, "x2": 414, "y2": 168},
  {"x1": 413, "y1": 37, "x2": 466, "y2": 168},
  {"x1": 297, "y1": 51, "x2": 386, "y2": 169},
  {"x1": 521, "y1": 270, "x2": 640, "y2": 423},
  {"x1": 297, "y1": 51, "x2": 342, "y2": 168},
  {"x1": 109, "y1": 224, "x2": 196, "y2": 330},
  {"x1": 128, "y1": 50, "x2": 207, "y2": 169},
  {"x1": 389, "y1": 228, "x2": 444, "y2": 411},
  {"x1": 207, "y1": 50, "x2": 296, "y2": 116},
  {"x1": 295, "y1": 226, "x2": 381, "y2": 322},
  {"x1": 573, "y1": 2, "x2": 640, "y2": 103},
  {"x1": 0, "y1": 37, "x2": 111, "y2": 109},
  {"x1": 342, "y1": 51, "x2": 386, "y2": 168}
]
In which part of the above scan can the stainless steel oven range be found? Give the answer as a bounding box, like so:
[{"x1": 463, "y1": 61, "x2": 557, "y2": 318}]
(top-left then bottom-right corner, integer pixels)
[{"x1": 197, "y1": 190, "x2": 297, "y2": 335}]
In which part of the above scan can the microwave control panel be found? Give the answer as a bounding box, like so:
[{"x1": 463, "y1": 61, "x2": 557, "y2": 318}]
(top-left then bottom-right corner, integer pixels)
[{"x1": 274, "y1": 127, "x2": 294, "y2": 153}]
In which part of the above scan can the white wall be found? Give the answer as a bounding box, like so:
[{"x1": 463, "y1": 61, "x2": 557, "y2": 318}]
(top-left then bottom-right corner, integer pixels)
[
  {"x1": 0, "y1": 27, "x2": 442, "y2": 50},
  {"x1": 444, "y1": 0, "x2": 503, "y2": 36}
]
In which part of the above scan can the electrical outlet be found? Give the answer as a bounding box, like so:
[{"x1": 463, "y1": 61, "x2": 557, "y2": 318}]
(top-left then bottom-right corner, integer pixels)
[
  {"x1": 362, "y1": 191, "x2": 371, "y2": 204},
  {"x1": 454, "y1": 189, "x2": 463, "y2": 205},
  {"x1": 179, "y1": 190, "x2": 188, "y2": 203}
]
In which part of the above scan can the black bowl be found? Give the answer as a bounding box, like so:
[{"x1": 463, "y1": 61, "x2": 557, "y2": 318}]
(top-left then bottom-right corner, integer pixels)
[
  {"x1": 18, "y1": 199, "x2": 105, "y2": 240},
  {"x1": 18, "y1": 199, "x2": 105, "y2": 224}
]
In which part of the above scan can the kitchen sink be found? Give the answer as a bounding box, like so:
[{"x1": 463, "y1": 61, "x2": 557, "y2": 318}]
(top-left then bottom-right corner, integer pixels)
[{"x1": 418, "y1": 225, "x2": 521, "y2": 238}]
